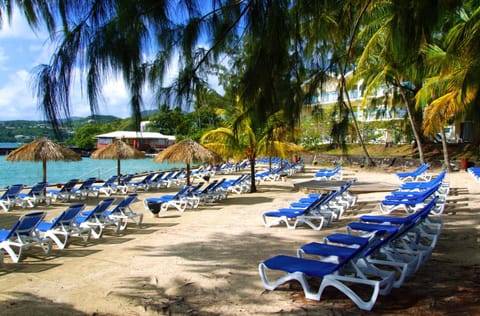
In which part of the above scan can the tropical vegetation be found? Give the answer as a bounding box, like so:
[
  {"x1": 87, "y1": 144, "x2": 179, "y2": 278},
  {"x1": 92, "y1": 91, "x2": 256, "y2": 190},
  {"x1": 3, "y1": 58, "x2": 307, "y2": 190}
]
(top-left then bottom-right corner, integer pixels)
[{"x1": 1, "y1": 0, "x2": 479, "y2": 179}]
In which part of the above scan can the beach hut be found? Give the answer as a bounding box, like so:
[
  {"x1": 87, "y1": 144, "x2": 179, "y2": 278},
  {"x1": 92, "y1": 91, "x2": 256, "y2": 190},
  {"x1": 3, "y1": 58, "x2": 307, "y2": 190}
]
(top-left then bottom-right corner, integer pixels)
[
  {"x1": 6, "y1": 137, "x2": 82, "y2": 183},
  {"x1": 154, "y1": 139, "x2": 223, "y2": 185}
]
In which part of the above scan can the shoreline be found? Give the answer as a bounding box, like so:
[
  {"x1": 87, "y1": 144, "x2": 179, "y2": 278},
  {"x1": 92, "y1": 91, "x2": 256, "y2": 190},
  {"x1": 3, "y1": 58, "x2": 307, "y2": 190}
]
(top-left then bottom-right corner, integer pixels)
[{"x1": 0, "y1": 165, "x2": 479, "y2": 315}]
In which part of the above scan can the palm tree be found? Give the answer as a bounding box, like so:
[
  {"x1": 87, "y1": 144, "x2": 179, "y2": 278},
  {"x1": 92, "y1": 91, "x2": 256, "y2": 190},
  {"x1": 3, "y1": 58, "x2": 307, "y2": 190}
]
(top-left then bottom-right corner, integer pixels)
[
  {"x1": 353, "y1": 0, "x2": 463, "y2": 164},
  {"x1": 416, "y1": 4, "x2": 480, "y2": 168},
  {"x1": 2, "y1": 1, "x2": 303, "y2": 138},
  {"x1": 201, "y1": 97, "x2": 298, "y2": 193},
  {"x1": 294, "y1": 0, "x2": 376, "y2": 166},
  {"x1": 201, "y1": 122, "x2": 259, "y2": 193}
]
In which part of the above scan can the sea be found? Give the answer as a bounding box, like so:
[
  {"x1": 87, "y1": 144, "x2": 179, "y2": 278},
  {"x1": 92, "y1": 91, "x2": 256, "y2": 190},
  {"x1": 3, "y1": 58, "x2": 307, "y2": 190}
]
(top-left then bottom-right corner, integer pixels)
[{"x1": 0, "y1": 156, "x2": 185, "y2": 188}]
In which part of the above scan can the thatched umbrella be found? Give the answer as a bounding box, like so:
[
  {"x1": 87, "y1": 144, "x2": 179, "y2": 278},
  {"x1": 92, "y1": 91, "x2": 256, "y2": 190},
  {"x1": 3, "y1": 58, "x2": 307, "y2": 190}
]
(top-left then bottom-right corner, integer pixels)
[
  {"x1": 90, "y1": 139, "x2": 145, "y2": 179},
  {"x1": 154, "y1": 139, "x2": 223, "y2": 185},
  {"x1": 6, "y1": 137, "x2": 82, "y2": 183}
]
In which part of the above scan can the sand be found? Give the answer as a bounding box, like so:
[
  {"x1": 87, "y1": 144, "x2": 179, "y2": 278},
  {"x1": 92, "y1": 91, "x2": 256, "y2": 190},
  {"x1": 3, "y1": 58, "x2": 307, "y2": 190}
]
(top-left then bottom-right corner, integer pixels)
[{"x1": 0, "y1": 165, "x2": 479, "y2": 315}]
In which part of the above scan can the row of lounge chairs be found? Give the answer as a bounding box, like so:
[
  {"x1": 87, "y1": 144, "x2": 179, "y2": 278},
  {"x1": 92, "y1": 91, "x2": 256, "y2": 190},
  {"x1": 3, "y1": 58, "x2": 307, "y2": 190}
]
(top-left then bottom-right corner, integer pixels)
[
  {"x1": 0, "y1": 194, "x2": 142, "y2": 264},
  {"x1": 144, "y1": 174, "x2": 251, "y2": 214},
  {"x1": 396, "y1": 163, "x2": 431, "y2": 182},
  {"x1": 313, "y1": 165, "x2": 343, "y2": 181},
  {"x1": 0, "y1": 182, "x2": 53, "y2": 212},
  {"x1": 262, "y1": 181, "x2": 357, "y2": 230},
  {"x1": 380, "y1": 169, "x2": 448, "y2": 215},
  {"x1": 259, "y1": 194, "x2": 444, "y2": 311},
  {"x1": 259, "y1": 170, "x2": 448, "y2": 310},
  {"x1": 255, "y1": 160, "x2": 304, "y2": 182}
]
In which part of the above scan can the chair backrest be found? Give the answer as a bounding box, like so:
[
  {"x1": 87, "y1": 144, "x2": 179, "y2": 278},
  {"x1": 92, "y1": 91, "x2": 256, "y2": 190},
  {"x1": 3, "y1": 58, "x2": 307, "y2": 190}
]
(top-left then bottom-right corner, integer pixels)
[
  {"x1": 27, "y1": 182, "x2": 48, "y2": 196},
  {"x1": 16, "y1": 211, "x2": 46, "y2": 236},
  {"x1": 162, "y1": 170, "x2": 176, "y2": 180},
  {"x1": 60, "y1": 204, "x2": 86, "y2": 224},
  {"x1": 406, "y1": 163, "x2": 429, "y2": 176},
  {"x1": 1, "y1": 184, "x2": 24, "y2": 199},
  {"x1": 123, "y1": 193, "x2": 138, "y2": 205},
  {"x1": 198, "y1": 180, "x2": 218, "y2": 194},
  {"x1": 183, "y1": 182, "x2": 205, "y2": 197},
  {"x1": 305, "y1": 192, "x2": 333, "y2": 213},
  {"x1": 104, "y1": 175, "x2": 119, "y2": 186},
  {"x1": 59, "y1": 179, "x2": 79, "y2": 192},
  {"x1": 118, "y1": 174, "x2": 133, "y2": 185},
  {"x1": 172, "y1": 185, "x2": 192, "y2": 199},
  {"x1": 141, "y1": 173, "x2": 155, "y2": 183},
  {"x1": 82, "y1": 198, "x2": 115, "y2": 220},
  {"x1": 322, "y1": 190, "x2": 339, "y2": 204},
  {"x1": 210, "y1": 178, "x2": 226, "y2": 191},
  {"x1": 235, "y1": 174, "x2": 248, "y2": 184},
  {"x1": 108, "y1": 194, "x2": 138, "y2": 214},
  {"x1": 150, "y1": 172, "x2": 165, "y2": 182},
  {"x1": 78, "y1": 177, "x2": 97, "y2": 189}
]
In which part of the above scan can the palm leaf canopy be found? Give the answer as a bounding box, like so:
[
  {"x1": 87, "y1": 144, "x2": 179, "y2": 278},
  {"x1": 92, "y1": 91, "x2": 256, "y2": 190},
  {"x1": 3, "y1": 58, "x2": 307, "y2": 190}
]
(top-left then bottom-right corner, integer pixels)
[
  {"x1": 90, "y1": 139, "x2": 145, "y2": 160},
  {"x1": 6, "y1": 137, "x2": 82, "y2": 183},
  {"x1": 6, "y1": 137, "x2": 81, "y2": 162},
  {"x1": 90, "y1": 139, "x2": 145, "y2": 179},
  {"x1": 154, "y1": 139, "x2": 222, "y2": 165},
  {"x1": 154, "y1": 139, "x2": 223, "y2": 185}
]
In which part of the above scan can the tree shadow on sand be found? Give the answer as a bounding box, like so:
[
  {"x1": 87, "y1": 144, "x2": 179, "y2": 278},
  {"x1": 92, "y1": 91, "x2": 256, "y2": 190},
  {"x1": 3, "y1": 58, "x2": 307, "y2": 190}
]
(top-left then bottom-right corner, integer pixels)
[
  {"x1": 0, "y1": 292, "x2": 97, "y2": 316},
  {"x1": 108, "y1": 184, "x2": 480, "y2": 315}
]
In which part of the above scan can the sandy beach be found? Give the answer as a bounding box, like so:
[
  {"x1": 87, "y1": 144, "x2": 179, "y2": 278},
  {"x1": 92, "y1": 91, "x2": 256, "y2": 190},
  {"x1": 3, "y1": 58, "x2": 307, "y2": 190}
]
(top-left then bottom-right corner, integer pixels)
[{"x1": 0, "y1": 165, "x2": 479, "y2": 315}]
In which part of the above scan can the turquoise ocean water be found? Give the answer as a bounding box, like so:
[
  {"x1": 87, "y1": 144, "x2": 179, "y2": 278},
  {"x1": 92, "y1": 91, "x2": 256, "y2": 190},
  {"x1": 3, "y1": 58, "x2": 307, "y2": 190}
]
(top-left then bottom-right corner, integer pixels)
[{"x1": 0, "y1": 156, "x2": 184, "y2": 188}]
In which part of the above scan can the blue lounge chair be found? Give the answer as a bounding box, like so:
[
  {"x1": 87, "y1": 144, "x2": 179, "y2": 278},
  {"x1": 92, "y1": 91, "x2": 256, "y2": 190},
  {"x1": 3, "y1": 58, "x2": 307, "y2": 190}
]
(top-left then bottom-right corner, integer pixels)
[
  {"x1": 17, "y1": 182, "x2": 49, "y2": 208},
  {"x1": 125, "y1": 173, "x2": 156, "y2": 192},
  {"x1": 90, "y1": 175, "x2": 119, "y2": 197},
  {"x1": 74, "y1": 198, "x2": 116, "y2": 238},
  {"x1": 0, "y1": 184, "x2": 25, "y2": 212},
  {"x1": 300, "y1": 201, "x2": 437, "y2": 293},
  {"x1": 36, "y1": 203, "x2": 91, "y2": 249},
  {"x1": 144, "y1": 183, "x2": 204, "y2": 213},
  {"x1": 71, "y1": 177, "x2": 98, "y2": 200},
  {"x1": 194, "y1": 178, "x2": 228, "y2": 204},
  {"x1": 147, "y1": 171, "x2": 166, "y2": 189},
  {"x1": 154, "y1": 170, "x2": 177, "y2": 188},
  {"x1": 313, "y1": 165, "x2": 342, "y2": 181},
  {"x1": 102, "y1": 193, "x2": 143, "y2": 230},
  {"x1": 112, "y1": 174, "x2": 134, "y2": 194},
  {"x1": 380, "y1": 182, "x2": 443, "y2": 214},
  {"x1": 399, "y1": 170, "x2": 449, "y2": 195},
  {"x1": 262, "y1": 194, "x2": 332, "y2": 230},
  {"x1": 396, "y1": 163, "x2": 430, "y2": 182},
  {"x1": 295, "y1": 190, "x2": 344, "y2": 222},
  {"x1": 258, "y1": 229, "x2": 390, "y2": 311},
  {"x1": 221, "y1": 174, "x2": 250, "y2": 194},
  {"x1": 155, "y1": 170, "x2": 186, "y2": 188},
  {"x1": 47, "y1": 179, "x2": 79, "y2": 202},
  {"x1": 0, "y1": 211, "x2": 52, "y2": 263}
]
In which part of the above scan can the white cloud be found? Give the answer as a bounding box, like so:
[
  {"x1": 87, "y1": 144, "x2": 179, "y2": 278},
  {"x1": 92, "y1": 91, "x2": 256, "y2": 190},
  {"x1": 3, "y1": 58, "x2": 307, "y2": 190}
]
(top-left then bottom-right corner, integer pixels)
[
  {"x1": 99, "y1": 77, "x2": 131, "y2": 118},
  {"x1": 0, "y1": 70, "x2": 44, "y2": 120},
  {"x1": 0, "y1": 47, "x2": 9, "y2": 70}
]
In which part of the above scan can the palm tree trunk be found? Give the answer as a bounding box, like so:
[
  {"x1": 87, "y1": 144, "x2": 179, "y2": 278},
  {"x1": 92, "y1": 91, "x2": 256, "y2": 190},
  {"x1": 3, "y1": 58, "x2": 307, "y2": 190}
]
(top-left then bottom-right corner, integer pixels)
[
  {"x1": 397, "y1": 85, "x2": 426, "y2": 164},
  {"x1": 440, "y1": 128, "x2": 452, "y2": 171},
  {"x1": 339, "y1": 72, "x2": 375, "y2": 167},
  {"x1": 249, "y1": 157, "x2": 257, "y2": 193},
  {"x1": 345, "y1": 93, "x2": 375, "y2": 166}
]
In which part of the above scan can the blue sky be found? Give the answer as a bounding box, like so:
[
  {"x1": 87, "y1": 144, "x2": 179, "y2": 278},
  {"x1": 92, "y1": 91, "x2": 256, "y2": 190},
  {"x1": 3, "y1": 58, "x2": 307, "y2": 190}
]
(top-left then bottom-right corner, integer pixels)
[{"x1": 0, "y1": 10, "x2": 158, "y2": 121}]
